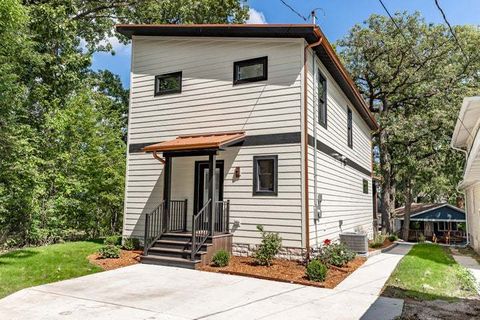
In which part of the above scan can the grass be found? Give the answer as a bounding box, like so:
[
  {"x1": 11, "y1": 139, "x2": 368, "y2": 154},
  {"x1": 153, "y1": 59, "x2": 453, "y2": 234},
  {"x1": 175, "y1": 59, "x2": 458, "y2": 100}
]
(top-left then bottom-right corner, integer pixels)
[
  {"x1": 0, "y1": 241, "x2": 103, "y2": 298},
  {"x1": 383, "y1": 243, "x2": 477, "y2": 301}
]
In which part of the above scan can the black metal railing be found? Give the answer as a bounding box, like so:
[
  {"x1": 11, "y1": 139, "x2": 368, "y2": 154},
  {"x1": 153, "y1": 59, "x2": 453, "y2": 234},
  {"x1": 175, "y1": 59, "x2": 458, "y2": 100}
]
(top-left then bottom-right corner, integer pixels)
[
  {"x1": 168, "y1": 199, "x2": 188, "y2": 232},
  {"x1": 144, "y1": 200, "x2": 166, "y2": 256},
  {"x1": 215, "y1": 200, "x2": 230, "y2": 233},
  {"x1": 191, "y1": 199, "x2": 211, "y2": 260}
]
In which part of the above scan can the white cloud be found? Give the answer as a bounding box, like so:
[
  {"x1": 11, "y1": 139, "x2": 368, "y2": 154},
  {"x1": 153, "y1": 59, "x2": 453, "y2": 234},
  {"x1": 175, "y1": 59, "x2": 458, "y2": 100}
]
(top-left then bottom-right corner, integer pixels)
[{"x1": 246, "y1": 8, "x2": 267, "y2": 24}]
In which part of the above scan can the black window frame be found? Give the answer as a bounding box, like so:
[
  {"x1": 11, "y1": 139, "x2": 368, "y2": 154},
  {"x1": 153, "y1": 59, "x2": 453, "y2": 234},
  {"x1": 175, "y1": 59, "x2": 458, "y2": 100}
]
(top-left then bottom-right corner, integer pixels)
[
  {"x1": 363, "y1": 179, "x2": 369, "y2": 194},
  {"x1": 317, "y1": 69, "x2": 327, "y2": 127},
  {"x1": 154, "y1": 71, "x2": 182, "y2": 96},
  {"x1": 253, "y1": 155, "x2": 278, "y2": 196},
  {"x1": 347, "y1": 107, "x2": 353, "y2": 148},
  {"x1": 233, "y1": 56, "x2": 268, "y2": 85}
]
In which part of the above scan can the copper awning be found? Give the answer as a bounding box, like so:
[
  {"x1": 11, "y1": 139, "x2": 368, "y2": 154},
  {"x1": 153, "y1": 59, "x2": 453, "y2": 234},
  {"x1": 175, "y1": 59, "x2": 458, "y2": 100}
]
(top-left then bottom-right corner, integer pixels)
[{"x1": 142, "y1": 131, "x2": 246, "y2": 152}]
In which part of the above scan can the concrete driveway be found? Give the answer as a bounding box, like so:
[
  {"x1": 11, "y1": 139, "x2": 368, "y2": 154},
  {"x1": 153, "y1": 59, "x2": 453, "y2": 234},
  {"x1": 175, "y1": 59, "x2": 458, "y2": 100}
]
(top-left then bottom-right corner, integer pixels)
[{"x1": 0, "y1": 244, "x2": 411, "y2": 320}]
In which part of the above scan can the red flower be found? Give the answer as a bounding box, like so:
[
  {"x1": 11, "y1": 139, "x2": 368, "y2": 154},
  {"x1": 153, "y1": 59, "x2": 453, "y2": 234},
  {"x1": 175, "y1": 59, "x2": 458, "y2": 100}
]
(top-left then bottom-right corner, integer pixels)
[{"x1": 323, "y1": 239, "x2": 331, "y2": 246}]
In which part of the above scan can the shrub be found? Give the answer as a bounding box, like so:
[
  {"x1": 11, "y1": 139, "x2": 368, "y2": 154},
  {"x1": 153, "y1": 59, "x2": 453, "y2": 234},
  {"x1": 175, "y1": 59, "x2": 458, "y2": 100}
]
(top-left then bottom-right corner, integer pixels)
[
  {"x1": 104, "y1": 235, "x2": 121, "y2": 246},
  {"x1": 306, "y1": 259, "x2": 328, "y2": 282},
  {"x1": 369, "y1": 234, "x2": 386, "y2": 249},
  {"x1": 418, "y1": 233, "x2": 426, "y2": 243},
  {"x1": 122, "y1": 237, "x2": 139, "y2": 250},
  {"x1": 316, "y1": 241, "x2": 356, "y2": 267},
  {"x1": 98, "y1": 245, "x2": 121, "y2": 259},
  {"x1": 212, "y1": 249, "x2": 230, "y2": 267},
  {"x1": 253, "y1": 225, "x2": 282, "y2": 266},
  {"x1": 388, "y1": 234, "x2": 398, "y2": 242}
]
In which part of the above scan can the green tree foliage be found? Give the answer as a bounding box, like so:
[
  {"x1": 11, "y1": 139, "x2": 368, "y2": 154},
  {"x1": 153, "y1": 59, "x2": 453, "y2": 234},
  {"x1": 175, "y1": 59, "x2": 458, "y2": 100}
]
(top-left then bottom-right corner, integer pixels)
[
  {"x1": 0, "y1": 0, "x2": 248, "y2": 247},
  {"x1": 338, "y1": 13, "x2": 480, "y2": 237}
]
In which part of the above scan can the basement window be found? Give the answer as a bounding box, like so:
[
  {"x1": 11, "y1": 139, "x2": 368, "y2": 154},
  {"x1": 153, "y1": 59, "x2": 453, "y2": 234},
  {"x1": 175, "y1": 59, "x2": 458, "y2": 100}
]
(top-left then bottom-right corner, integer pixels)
[
  {"x1": 253, "y1": 155, "x2": 278, "y2": 196},
  {"x1": 154, "y1": 71, "x2": 182, "y2": 96},
  {"x1": 234, "y1": 56, "x2": 268, "y2": 85}
]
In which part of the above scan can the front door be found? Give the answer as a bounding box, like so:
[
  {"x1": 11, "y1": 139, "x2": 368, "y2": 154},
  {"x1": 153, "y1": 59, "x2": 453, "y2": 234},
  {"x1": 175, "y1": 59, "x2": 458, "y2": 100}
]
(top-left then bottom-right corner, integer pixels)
[{"x1": 194, "y1": 161, "x2": 224, "y2": 214}]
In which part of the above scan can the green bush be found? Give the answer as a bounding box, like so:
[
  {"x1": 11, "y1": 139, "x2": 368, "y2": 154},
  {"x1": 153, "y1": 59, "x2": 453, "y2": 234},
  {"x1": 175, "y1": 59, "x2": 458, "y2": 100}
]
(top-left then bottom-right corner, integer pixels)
[
  {"x1": 253, "y1": 225, "x2": 282, "y2": 266},
  {"x1": 316, "y1": 242, "x2": 356, "y2": 267},
  {"x1": 122, "y1": 237, "x2": 139, "y2": 250},
  {"x1": 212, "y1": 249, "x2": 230, "y2": 267},
  {"x1": 104, "y1": 235, "x2": 121, "y2": 246},
  {"x1": 388, "y1": 234, "x2": 398, "y2": 242},
  {"x1": 418, "y1": 233, "x2": 426, "y2": 243},
  {"x1": 306, "y1": 259, "x2": 328, "y2": 282},
  {"x1": 369, "y1": 234, "x2": 386, "y2": 248},
  {"x1": 98, "y1": 245, "x2": 121, "y2": 259}
]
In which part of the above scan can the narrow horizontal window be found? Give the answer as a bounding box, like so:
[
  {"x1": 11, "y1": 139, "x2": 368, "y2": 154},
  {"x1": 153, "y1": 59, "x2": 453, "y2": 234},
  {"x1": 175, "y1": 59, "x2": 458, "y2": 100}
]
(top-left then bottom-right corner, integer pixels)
[
  {"x1": 318, "y1": 70, "x2": 327, "y2": 127},
  {"x1": 234, "y1": 56, "x2": 268, "y2": 85},
  {"x1": 363, "y1": 179, "x2": 368, "y2": 194},
  {"x1": 154, "y1": 71, "x2": 182, "y2": 96},
  {"x1": 253, "y1": 155, "x2": 278, "y2": 196},
  {"x1": 347, "y1": 108, "x2": 353, "y2": 148}
]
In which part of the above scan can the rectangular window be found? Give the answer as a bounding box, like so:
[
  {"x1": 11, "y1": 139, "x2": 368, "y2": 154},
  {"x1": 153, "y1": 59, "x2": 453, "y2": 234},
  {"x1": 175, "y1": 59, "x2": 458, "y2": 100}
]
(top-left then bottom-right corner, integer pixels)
[
  {"x1": 347, "y1": 108, "x2": 353, "y2": 148},
  {"x1": 318, "y1": 70, "x2": 327, "y2": 127},
  {"x1": 363, "y1": 179, "x2": 368, "y2": 194},
  {"x1": 253, "y1": 155, "x2": 278, "y2": 196},
  {"x1": 154, "y1": 71, "x2": 182, "y2": 96},
  {"x1": 234, "y1": 56, "x2": 268, "y2": 85}
]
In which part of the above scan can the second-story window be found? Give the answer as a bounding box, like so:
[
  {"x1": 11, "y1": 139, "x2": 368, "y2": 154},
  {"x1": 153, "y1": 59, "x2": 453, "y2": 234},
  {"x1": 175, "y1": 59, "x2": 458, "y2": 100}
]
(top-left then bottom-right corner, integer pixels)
[
  {"x1": 347, "y1": 108, "x2": 353, "y2": 148},
  {"x1": 154, "y1": 71, "x2": 182, "y2": 96},
  {"x1": 233, "y1": 56, "x2": 268, "y2": 85},
  {"x1": 318, "y1": 70, "x2": 327, "y2": 127}
]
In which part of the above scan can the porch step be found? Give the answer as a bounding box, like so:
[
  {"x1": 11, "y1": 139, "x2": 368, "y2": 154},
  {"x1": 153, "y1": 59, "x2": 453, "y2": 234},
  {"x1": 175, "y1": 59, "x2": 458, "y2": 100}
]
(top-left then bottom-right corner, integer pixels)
[
  {"x1": 161, "y1": 233, "x2": 202, "y2": 242},
  {"x1": 148, "y1": 247, "x2": 206, "y2": 260},
  {"x1": 140, "y1": 255, "x2": 201, "y2": 269},
  {"x1": 153, "y1": 239, "x2": 212, "y2": 251}
]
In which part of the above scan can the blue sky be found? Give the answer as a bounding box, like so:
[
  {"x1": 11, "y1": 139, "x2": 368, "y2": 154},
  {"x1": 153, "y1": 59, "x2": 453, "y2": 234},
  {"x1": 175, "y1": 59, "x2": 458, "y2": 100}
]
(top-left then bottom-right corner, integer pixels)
[{"x1": 91, "y1": 0, "x2": 480, "y2": 88}]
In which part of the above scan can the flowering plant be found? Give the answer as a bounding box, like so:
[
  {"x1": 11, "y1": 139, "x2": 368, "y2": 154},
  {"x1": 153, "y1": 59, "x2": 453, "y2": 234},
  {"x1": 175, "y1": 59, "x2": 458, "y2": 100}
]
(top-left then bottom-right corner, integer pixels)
[{"x1": 323, "y1": 239, "x2": 331, "y2": 246}]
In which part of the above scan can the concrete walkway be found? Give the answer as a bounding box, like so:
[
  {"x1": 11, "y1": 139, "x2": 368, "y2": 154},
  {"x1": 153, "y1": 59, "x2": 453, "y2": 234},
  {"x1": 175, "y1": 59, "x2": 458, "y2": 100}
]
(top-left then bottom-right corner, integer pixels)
[
  {"x1": 0, "y1": 244, "x2": 411, "y2": 320},
  {"x1": 451, "y1": 249, "x2": 480, "y2": 292}
]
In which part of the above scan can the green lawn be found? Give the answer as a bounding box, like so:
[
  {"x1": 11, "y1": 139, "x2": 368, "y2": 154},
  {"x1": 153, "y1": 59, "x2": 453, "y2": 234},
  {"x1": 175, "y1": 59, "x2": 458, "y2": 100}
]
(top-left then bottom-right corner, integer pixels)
[
  {"x1": 0, "y1": 241, "x2": 103, "y2": 298},
  {"x1": 383, "y1": 243, "x2": 477, "y2": 300}
]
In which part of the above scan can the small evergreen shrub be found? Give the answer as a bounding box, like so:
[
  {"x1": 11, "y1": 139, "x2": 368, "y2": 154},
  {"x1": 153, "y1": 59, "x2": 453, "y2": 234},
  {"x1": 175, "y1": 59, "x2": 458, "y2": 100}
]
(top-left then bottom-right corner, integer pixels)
[
  {"x1": 122, "y1": 237, "x2": 139, "y2": 250},
  {"x1": 369, "y1": 234, "x2": 386, "y2": 248},
  {"x1": 212, "y1": 249, "x2": 230, "y2": 267},
  {"x1": 316, "y1": 241, "x2": 356, "y2": 267},
  {"x1": 98, "y1": 245, "x2": 121, "y2": 259},
  {"x1": 253, "y1": 225, "x2": 282, "y2": 266},
  {"x1": 388, "y1": 234, "x2": 398, "y2": 242},
  {"x1": 306, "y1": 259, "x2": 328, "y2": 282},
  {"x1": 418, "y1": 233, "x2": 426, "y2": 243},
  {"x1": 104, "y1": 235, "x2": 121, "y2": 246}
]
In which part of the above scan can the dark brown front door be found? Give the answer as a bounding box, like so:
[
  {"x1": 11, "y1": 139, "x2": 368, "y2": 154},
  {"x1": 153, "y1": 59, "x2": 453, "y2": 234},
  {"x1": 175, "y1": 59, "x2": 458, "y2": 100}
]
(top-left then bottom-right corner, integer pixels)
[{"x1": 194, "y1": 161, "x2": 224, "y2": 214}]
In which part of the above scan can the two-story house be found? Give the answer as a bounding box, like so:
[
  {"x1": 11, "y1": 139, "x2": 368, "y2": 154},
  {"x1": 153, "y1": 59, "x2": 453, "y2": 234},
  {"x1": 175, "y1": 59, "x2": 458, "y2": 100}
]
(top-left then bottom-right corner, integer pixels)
[
  {"x1": 116, "y1": 24, "x2": 378, "y2": 268},
  {"x1": 451, "y1": 96, "x2": 480, "y2": 254}
]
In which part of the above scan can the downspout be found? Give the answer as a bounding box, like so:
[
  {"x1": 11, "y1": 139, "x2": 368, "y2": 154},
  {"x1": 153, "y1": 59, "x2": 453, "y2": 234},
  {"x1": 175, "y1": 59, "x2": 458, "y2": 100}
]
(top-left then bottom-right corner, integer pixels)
[
  {"x1": 153, "y1": 150, "x2": 166, "y2": 164},
  {"x1": 312, "y1": 46, "x2": 319, "y2": 247},
  {"x1": 304, "y1": 30, "x2": 323, "y2": 259},
  {"x1": 453, "y1": 145, "x2": 469, "y2": 246}
]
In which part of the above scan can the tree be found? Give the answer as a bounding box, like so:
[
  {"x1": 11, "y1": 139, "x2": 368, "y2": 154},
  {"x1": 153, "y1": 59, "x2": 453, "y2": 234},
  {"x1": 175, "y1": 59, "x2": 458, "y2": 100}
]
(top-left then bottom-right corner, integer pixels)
[{"x1": 338, "y1": 13, "x2": 480, "y2": 237}]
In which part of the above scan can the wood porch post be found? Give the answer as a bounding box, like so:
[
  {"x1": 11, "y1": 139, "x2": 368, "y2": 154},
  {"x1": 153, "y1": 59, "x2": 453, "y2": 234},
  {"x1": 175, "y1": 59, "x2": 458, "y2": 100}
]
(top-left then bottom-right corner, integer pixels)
[
  {"x1": 163, "y1": 156, "x2": 172, "y2": 231},
  {"x1": 208, "y1": 153, "x2": 216, "y2": 235}
]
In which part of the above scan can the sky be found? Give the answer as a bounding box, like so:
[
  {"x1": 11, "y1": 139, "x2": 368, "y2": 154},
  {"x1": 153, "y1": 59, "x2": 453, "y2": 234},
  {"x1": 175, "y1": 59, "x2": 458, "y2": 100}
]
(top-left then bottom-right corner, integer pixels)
[{"x1": 91, "y1": 0, "x2": 480, "y2": 88}]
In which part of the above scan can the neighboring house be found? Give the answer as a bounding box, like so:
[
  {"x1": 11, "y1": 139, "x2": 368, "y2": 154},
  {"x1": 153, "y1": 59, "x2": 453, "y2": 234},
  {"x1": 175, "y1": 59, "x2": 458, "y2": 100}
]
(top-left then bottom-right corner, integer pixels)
[
  {"x1": 451, "y1": 96, "x2": 480, "y2": 254},
  {"x1": 393, "y1": 203, "x2": 466, "y2": 244},
  {"x1": 116, "y1": 24, "x2": 378, "y2": 268}
]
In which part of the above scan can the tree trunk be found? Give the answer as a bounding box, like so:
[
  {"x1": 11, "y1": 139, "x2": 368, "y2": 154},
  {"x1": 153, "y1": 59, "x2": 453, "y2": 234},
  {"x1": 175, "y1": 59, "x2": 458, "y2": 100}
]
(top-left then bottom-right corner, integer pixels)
[
  {"x1": 379, "y1": 129, "x2": 392, "y2": 234},
  {"x1": 402, "y1": 179, "x2": 413, "y2": 241}
]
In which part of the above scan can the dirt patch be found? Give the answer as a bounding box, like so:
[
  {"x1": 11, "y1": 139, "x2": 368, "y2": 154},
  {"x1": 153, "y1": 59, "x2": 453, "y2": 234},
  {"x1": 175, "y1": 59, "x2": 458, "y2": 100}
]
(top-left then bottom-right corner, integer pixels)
[
  {"x1": 399, "y1": 297, "x2": 480, "y2": 320},
  {"x1": 368, "y1": 238, "x2": 393, "y2": 252},
  {"x1": 88, "y1": 250, "x2": 141, "y2": 270},
  {"x1": 200, "y1": 256, "x2": 365, "y2": 288}
]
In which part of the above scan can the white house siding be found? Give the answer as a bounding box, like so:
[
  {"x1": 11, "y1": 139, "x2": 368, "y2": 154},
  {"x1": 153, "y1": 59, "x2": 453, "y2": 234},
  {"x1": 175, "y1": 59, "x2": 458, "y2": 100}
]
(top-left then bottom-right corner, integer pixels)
[
  {"x1": 304, "y1": 47, "x2": 373, "y2": 247},
  {"x1": 465, "y1": 184, "x2": 480, "y2": 253},
  {"x1": 123, "y1": 36, "x2": 305, "y2": 250}
]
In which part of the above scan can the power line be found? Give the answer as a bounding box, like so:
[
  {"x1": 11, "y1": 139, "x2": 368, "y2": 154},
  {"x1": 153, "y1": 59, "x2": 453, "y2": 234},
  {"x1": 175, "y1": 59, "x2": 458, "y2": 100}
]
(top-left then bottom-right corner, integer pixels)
[
  {"x1": 377, "y1": 0, "x2": 422, "y2": 63},
  {"x1": 434, "y1": 0, "x2": 469, "y2": 62},
  {"x1": 279, "y1": 0, "x2": 308, "y2": 22}
]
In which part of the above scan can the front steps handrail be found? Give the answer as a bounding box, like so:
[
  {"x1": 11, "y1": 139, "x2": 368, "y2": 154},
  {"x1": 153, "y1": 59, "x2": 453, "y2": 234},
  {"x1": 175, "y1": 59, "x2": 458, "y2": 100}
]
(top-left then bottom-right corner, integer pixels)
[
  {"x1": 144, "y1": 201, "x2": 166, "y2": 256},
  {"x1": 191, "y1": 199, "x2": 211, "y2": 260}
]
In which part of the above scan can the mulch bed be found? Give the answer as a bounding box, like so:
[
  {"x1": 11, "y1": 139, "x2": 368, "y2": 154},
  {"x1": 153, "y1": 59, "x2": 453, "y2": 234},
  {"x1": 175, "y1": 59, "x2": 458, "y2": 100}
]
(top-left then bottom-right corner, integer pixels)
[
  {"x1": 88, "y1": 250, "x2": 141, "y2": 270},
  {"x1": 200, "y1": 256, "x2": 366, "y2": 288},
  {"x1": 368, "y1": 238, "x2": 393, "y2": 252}
]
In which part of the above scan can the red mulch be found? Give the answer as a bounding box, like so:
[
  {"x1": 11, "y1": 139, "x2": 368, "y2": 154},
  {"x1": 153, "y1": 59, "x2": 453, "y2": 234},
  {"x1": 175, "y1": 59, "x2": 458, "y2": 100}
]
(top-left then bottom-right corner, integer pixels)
[
  {"x1": 88, "y1": 250, "x2": 142, "y2": 270},
  {"x1": 368, "y1": 238, "x2": 393, "y2": 252},
  {"x1": 200, "y1": 256, "x2": 365, "y2": 288}
]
